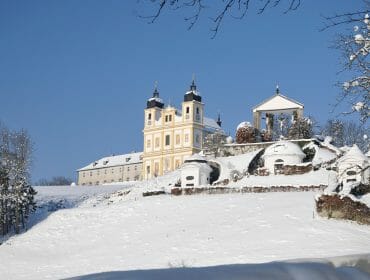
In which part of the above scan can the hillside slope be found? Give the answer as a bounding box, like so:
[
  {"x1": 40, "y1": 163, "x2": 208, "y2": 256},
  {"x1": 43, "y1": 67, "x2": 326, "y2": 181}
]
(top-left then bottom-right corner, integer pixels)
[{"x1": 0, "y1": 190, "x2": 369, "y2": 279}]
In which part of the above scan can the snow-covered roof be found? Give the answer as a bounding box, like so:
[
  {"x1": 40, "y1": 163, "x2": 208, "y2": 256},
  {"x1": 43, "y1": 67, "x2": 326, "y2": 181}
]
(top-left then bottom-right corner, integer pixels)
[
  {"x1": 304, "y1": 142, "x2": 337, "y2": 166},
  {"x1": 185, "y1": 90, "x2": 200, "y2": 96},
  {"x1": 253, "y1": 93, "x2": 303, "y2": 113},
  {"x1": 211, "y1": 149, "x2": 263, "y2": 182},
  {"x1": 184, "y1": 154, "x2": 208, "y2": 163},
  {"x1": 337, "y1": 145, "x2": 369, "y2": 165},
  {"x1": 182, "y1": 161, "x2": 212, "y2": 173},
  {"x1": 77, "y1": 152, "x2": 143, "y2": 171},
  {"x1": 148, "y1": 97, "x2": 163, "y2": 103},
  {"x1": 263, "y1": 141, "x2": 305, "y2": 158},
  {"x1": 204, "y1": 117, "x2": 223, "y2": 133},
  {"x1": 321, "y1": 137, "x2": 342, "y2": 156}
]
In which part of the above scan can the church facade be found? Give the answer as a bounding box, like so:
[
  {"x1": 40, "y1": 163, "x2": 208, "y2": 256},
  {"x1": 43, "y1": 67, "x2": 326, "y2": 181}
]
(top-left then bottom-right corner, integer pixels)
[{"x1": 142, "y1": 80, "x2": 222, "y2": 180}]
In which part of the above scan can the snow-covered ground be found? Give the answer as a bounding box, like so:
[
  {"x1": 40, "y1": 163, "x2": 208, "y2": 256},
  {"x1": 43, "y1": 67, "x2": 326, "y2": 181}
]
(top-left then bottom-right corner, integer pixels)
[
  {"x1": 25, "y1": 185, "x2": 132, "y2": 232},
  {"x1": 0, "y1": 186, "x2": 369, "y2": 279}
]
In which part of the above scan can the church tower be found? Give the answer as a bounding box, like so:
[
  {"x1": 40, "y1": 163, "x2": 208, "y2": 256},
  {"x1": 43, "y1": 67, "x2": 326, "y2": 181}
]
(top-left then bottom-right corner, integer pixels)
[
  {"x1": 144, "y1": 85, "x2": 164, "y2": 128},
  {"x1": 181, "y1": 78, "x2": 204, "y2": 150},
  {"x1": 142, "y1": 78, "x2": 222, "y2": 180},
  {"x1": 182, "y1": 78, "x2": 204, "y2": 124}
]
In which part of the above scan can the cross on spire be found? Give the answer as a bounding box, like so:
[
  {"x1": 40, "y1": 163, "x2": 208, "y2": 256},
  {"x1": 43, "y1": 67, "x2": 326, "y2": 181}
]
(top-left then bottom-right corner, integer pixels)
[
  {"x1": 190, "y1": 74, "x2": 197, "y2": 91},
  {"x1": 153, "y1": 81, "x2": 159, "y2": 97},
  {"x1": 276, "y1": 84, "x2": 280, "y2": 94}
]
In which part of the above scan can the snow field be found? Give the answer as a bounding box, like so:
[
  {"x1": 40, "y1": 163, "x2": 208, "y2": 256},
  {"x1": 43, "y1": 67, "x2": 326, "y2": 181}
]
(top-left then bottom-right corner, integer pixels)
[{"x1": 0, "y1": 191, "x2": 369, "y2": 279}]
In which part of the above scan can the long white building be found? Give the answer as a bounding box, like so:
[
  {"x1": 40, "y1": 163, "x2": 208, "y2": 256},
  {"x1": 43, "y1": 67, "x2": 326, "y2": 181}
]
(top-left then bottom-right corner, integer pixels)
[{"x1": 77, "y1": 152, "x2": 142, "y2": 185}]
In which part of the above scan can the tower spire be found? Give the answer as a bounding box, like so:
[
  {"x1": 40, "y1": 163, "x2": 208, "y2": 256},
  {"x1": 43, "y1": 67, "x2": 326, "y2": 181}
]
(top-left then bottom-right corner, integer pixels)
[
  {"x1": 190, "y1": 74, "x2": 197, "y2": 92},
  {"x1": 217, "y1": 112, "x2": 222, "y2": 127},
  {"x1": 153, "y1": 81, "x2": 159, "y2": 98},
  {"x1": 276, "y1": 84, "x2": 280, "y2": 95}
]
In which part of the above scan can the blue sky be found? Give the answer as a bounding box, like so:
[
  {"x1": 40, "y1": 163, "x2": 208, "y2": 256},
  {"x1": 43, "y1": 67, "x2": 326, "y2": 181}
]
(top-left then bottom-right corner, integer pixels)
[{"x1": 0, "y1": 0, "x2": 361, "y2": 182}]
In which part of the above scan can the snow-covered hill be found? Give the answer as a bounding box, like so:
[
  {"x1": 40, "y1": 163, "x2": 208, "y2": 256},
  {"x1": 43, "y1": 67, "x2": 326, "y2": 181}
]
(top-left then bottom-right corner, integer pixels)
[{"x1": 0, "y1": 184, "x2": 369, "y2": 279}]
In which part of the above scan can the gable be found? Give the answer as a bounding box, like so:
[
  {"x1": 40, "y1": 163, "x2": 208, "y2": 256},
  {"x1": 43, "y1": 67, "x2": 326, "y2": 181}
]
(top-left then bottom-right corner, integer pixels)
[{"x1": 253, "y1": 94, "x2": 303, "y2": 112}]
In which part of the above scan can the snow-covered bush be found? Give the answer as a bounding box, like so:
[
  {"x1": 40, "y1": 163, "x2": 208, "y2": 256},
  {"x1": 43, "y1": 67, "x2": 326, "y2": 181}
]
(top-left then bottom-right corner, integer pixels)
[{"x1": 235, "y1": 122, "x2": 260, "y2": 144}]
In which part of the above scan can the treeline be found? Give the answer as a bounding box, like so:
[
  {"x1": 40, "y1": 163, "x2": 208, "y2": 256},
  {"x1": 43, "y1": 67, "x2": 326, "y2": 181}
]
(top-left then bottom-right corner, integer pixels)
[
  {"x1": 35, "y1": 176, "x2": 73, "y2": 186},
  {"x1": 0, "y1": 122, "x2": 36, "y2": 236}
]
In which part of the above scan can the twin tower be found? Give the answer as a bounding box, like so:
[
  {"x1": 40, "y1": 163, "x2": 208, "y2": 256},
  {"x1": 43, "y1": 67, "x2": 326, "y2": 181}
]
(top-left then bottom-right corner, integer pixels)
[{"x1": 142, "y1": 80, "x2": 221, "y2": 180}]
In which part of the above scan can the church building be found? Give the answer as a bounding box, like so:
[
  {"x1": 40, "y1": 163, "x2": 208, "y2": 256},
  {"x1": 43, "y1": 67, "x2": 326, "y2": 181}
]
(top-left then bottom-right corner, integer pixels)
[{"x1": 142, "y1": 79, "x2": 223, "y2": 180}]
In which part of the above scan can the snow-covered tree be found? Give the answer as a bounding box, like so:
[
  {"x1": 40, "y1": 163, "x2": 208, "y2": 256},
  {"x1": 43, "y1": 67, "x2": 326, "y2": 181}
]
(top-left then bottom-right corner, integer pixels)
[
  {"x1": 324, "y1": 6, "x2": 370, "y2": 122},
  {"x1": 288, "y1": 117, "x2": 313, "y2": 140},
  {"x1": 0, "y1": 123, "x2": 36, "y2": 236},
  {"x1": 321, "y1": 119, "x2": 369, "y2": 151},
  {"x1": 203, "y1": 130, "x2": 227, "y2": 157}
]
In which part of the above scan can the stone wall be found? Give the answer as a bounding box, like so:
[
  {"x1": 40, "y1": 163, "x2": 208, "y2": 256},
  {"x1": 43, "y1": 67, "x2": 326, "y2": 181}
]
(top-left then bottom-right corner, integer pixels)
[
  {"x1": 316, "y1": 194, "x2": 370, "y2": 225},
  {"x1": 171, "y1": 185, "x2": 325, "y2": 195},
  {"x1": 217, "y1": 139, "x2": 313, "y2": 157},
  {"x1": 283, "y1": 164, "x2": 313, "y2": 175}
]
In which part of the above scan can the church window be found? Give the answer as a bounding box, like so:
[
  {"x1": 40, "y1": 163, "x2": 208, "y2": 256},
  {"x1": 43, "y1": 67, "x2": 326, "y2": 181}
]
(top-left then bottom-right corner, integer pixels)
[
  {"x1": 169, "y1": 115, "x2": 172, "y2": 122},
  {"x1": 164, "y1": 158, "x2": 170, "y2": 171},
  {"x1": 148, "y1": 113, "x2": 152, "y2": 120},
  {"x1": 176, "y1": 134, "x2": 180, "y2": 145},
  {"x1": 186, "y1": 107, "x2": 190, "y2": 114},
  {"x1": 147, "y1": 139, "x2": 151, "y2": 148},
  {"x1": 165, "y1": 135, "x2": 170, "y2": 146},
  {"x1": 154, "y1": 162, "x2": 159, "y2": 176},
  {"x1": 195, "y1": 134, "x2": 200, "y2": 144},
  {"x1": 155, "y1": 137, "x2": 160, "y2": 147},
  {"x1": 146, "y1": 165, "x2": 150, "y2": 174},
  {"x1": 184, "y1": 134, "x2": 189, "y2": 143},
  {"x1": 196, "y1": 107, "x2": 199, "y2": 114},
  {"x1": 165, "y1": 115, "x2": 168, "y2": 122}
]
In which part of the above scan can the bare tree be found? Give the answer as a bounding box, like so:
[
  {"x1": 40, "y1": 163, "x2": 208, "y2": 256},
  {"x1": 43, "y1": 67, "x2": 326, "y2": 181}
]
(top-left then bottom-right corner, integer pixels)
[
  {"x1": 321, "y1": 119, "x2": 369, "y2": 151},
  {"x1": 138, "y1": 0, "x2": 301, "y2": 38},
  {"x1": 203, "y1": 130, "x2": 227, "y2": 156}
]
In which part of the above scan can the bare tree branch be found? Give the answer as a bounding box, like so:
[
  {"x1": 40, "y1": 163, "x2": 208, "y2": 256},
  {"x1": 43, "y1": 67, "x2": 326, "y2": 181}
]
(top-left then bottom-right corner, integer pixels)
[{"x1": 138, "y1": 0, "x2": 300, "y2": 38}]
